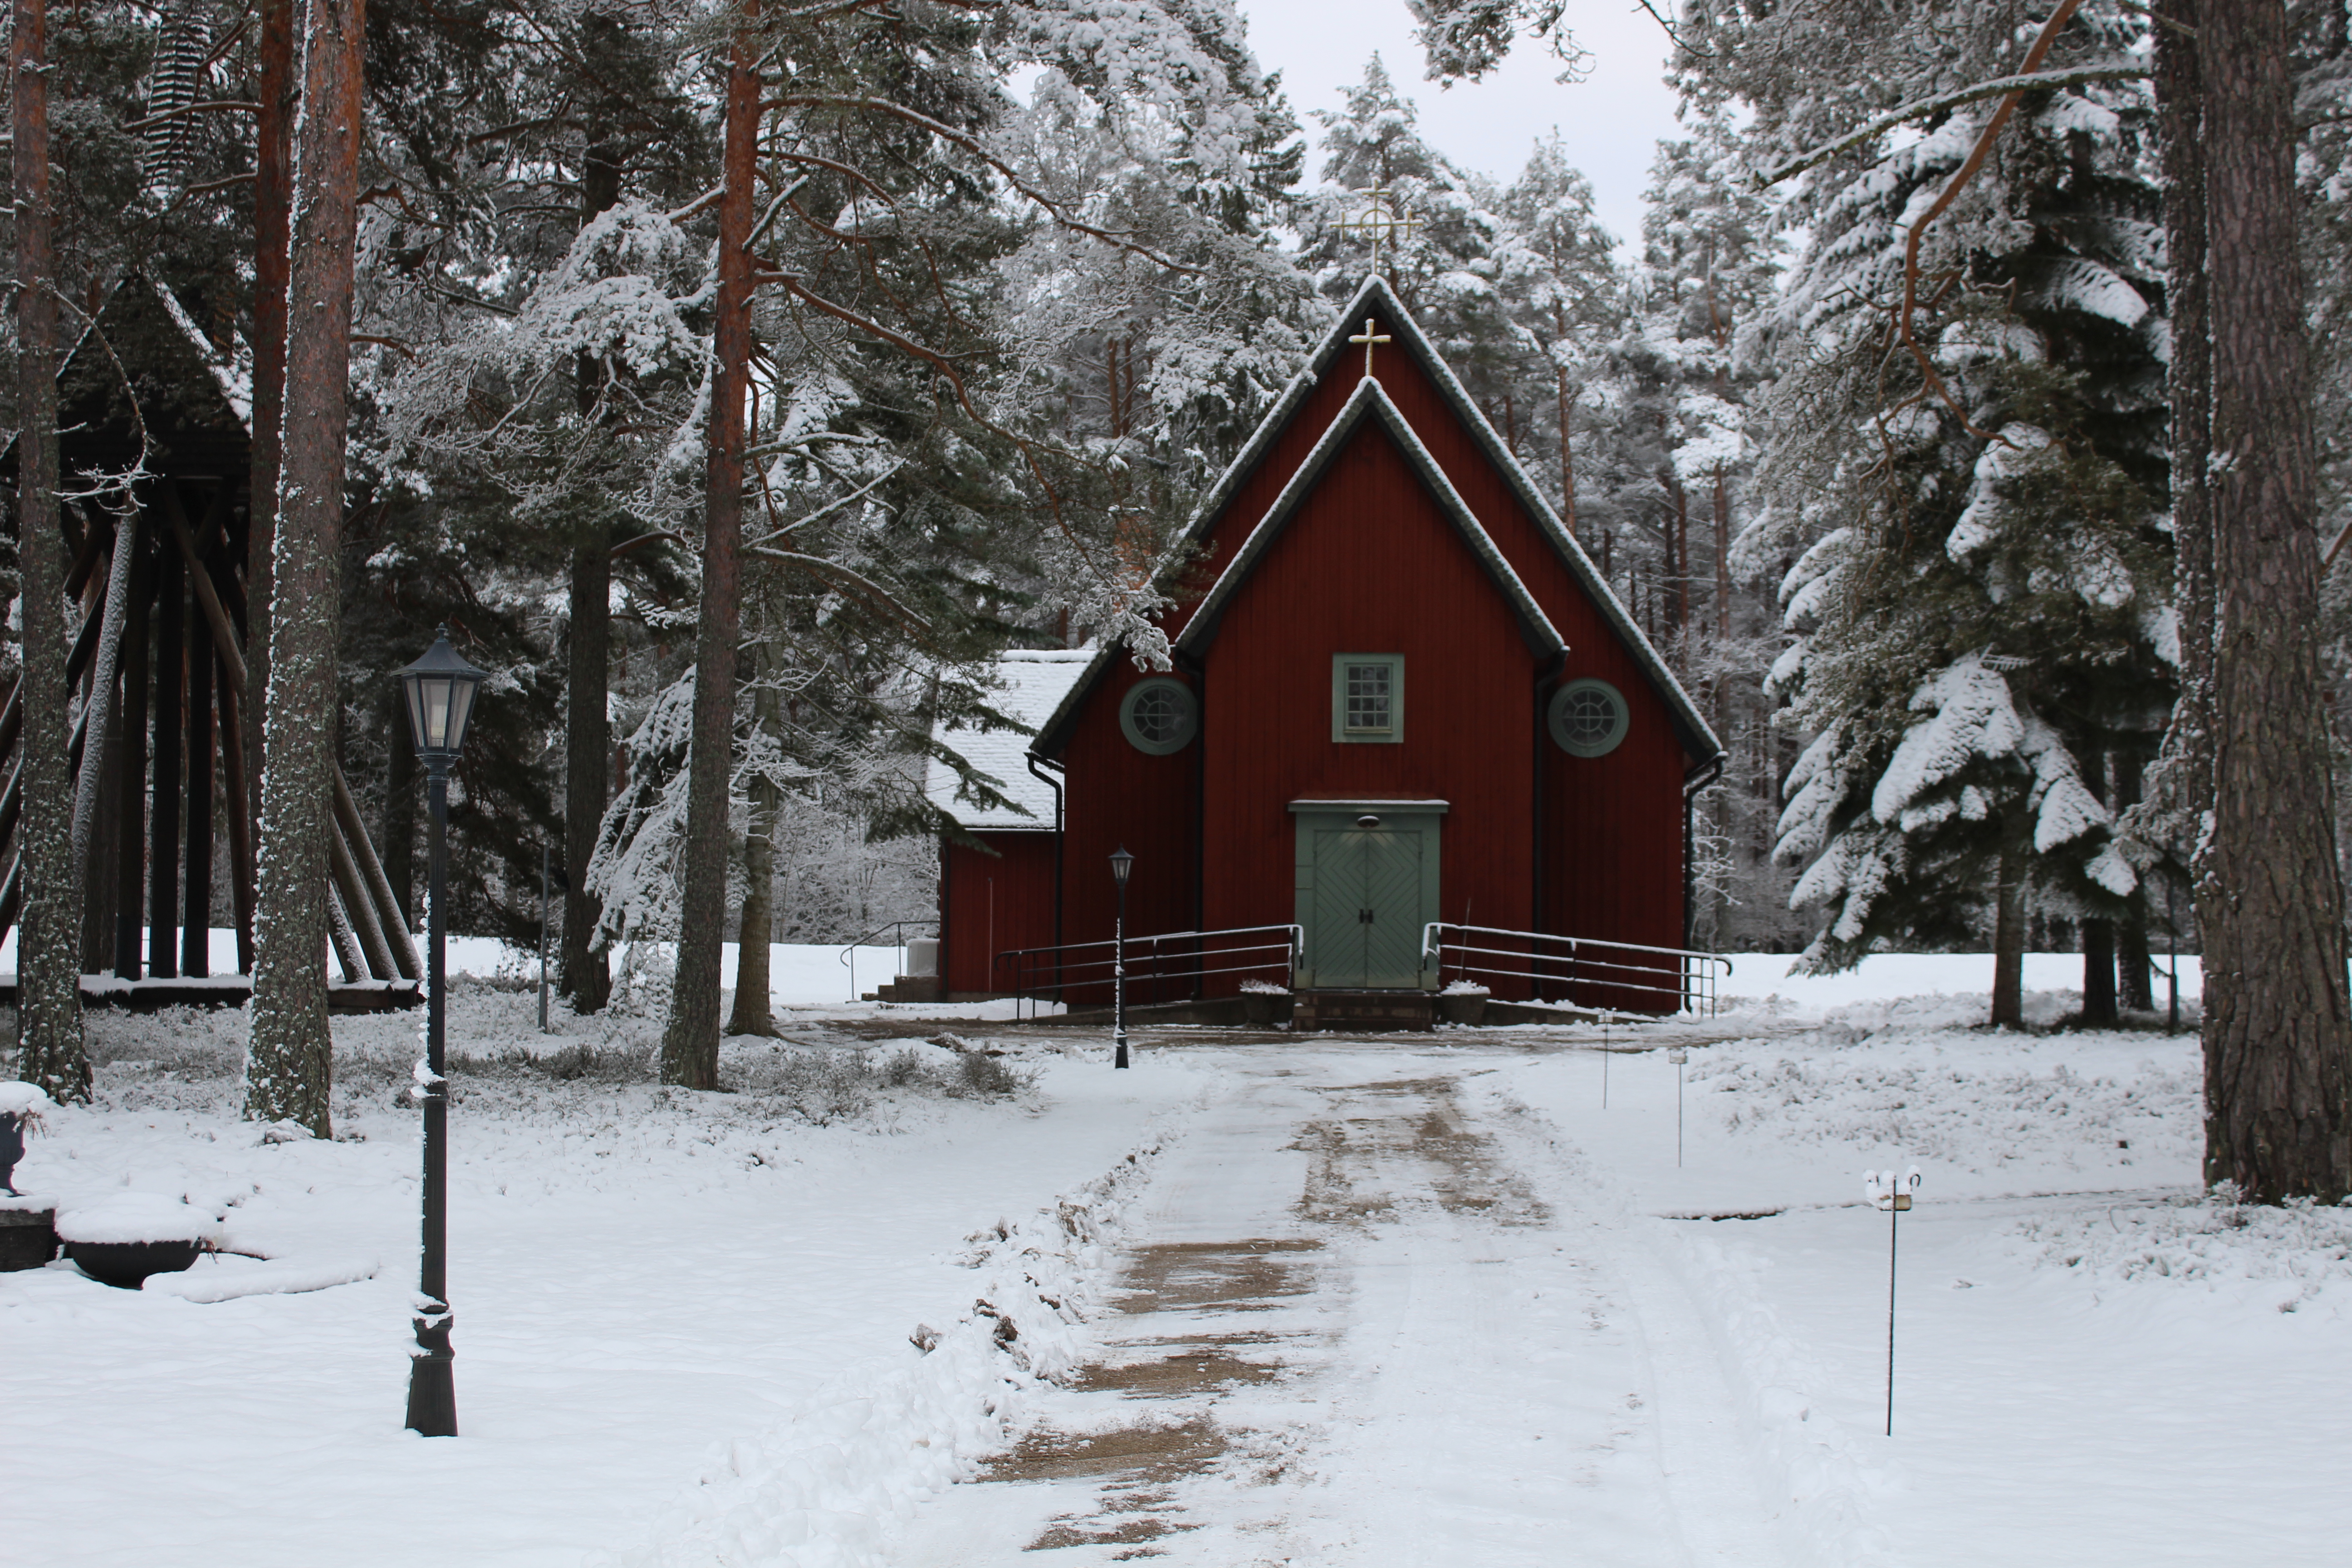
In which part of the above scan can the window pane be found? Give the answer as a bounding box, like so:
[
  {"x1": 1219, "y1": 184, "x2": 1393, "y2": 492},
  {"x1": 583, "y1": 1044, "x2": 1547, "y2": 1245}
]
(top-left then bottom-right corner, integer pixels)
[
  {"x1": 1563, "y1": 687, "x2": 1617, "y2": 748},
  {"x1": 1132, "y1": 687, "x2": 1181, "y2": 744},
  {"x1": 1345, "y1": 663, "x2": 1391, "y2": 731}
]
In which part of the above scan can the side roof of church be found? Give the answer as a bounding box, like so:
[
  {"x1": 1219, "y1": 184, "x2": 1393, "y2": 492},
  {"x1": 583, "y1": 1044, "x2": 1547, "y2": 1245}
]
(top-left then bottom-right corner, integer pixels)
[{"x1": 1031, "y1": 274, "x2": 1722, "y2": 763}]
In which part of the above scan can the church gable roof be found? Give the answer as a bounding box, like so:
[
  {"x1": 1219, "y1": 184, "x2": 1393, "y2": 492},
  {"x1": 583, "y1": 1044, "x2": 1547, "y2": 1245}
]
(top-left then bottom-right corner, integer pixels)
[
  {"x1": 1034, "y1": 275, "x2": 1722, "y2": 763},
  {"x1": 1172, "y1": 377, "x2": 1562, "y2": 658}
]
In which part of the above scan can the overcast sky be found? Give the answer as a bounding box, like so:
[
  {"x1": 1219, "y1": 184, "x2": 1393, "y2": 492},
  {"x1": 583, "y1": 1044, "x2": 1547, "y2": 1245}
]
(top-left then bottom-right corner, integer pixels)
[{"x1": 1232, "y1": 0, "x2": 1685, "y2": 254}]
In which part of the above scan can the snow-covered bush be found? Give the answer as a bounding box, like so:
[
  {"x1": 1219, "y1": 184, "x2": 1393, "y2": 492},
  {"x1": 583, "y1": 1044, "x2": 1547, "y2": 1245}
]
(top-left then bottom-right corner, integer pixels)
[{"x1": 2017, "y1": 1189, "x2": 2352, "y2": 1300}]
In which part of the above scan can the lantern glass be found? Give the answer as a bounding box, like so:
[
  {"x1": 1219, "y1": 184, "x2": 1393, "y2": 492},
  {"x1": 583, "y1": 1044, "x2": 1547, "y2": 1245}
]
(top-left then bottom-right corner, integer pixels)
[
  {"x1": 1109, "y1": 846, "x2": 1134, "y2": 889},
  {"x1": 397, "y1": 628, "x2": 488, "y2": 761}
]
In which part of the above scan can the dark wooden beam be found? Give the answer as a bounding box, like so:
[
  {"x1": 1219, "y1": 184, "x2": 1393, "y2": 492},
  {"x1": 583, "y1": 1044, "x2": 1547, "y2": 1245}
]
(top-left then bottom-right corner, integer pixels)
[
  {"x1": 183, "y1": 573, "x2": 216, "y2": 977},
  {"x1": 215, "y1": 671, "x2": 255, "y2": 973},
  {"x1": 115, "y1": 517, "x2": 151, "y2": 979},
  {"x1": 149, "y1": 517, "x2": 184, "y2": 979}
]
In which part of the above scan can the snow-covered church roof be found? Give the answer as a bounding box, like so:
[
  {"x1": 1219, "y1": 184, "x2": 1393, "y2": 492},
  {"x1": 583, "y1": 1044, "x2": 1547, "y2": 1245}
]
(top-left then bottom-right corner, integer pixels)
[{"x1": 926, "y1": 650, "x2": 1093, "y2": 829}]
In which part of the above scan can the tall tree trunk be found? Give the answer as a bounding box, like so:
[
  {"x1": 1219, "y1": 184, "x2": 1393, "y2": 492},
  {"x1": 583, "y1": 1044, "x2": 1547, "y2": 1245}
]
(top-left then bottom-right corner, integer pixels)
[
  {"x1": 1991, "y1": 838, "x2": 2027, "y2": 1029},
  {"x1": 2195, "y1": 0, "x2": 2352, "y2": 1202},
  {"x1": 563, "y1": 43, "x2": 622, "y2": 1015},
  {"x1": 659, "y1": 5, "x2": 759, "y2": 1088},
  {"x1": 246, "y1": 0, "x2": 364, "y2": 1136},
  {"x1": 247, "y1": 0, "x2": 294, "y2": 907},
  {"x1": 2082, "y1": 745, "x2": 2117, "y2": 1027},
  {"x1": 12, "y1": 0, "x2": 88, "y2": 1100},
  {"x1": 2115, "y1": 749, "x2": 2155, "y2": 1011},
  {"x1": 725, "y1": 678, "x2": 781, "y2": 1038},
  {"x1": 2082, "y1": 918, "x2": 2117, "y2": 1026}
]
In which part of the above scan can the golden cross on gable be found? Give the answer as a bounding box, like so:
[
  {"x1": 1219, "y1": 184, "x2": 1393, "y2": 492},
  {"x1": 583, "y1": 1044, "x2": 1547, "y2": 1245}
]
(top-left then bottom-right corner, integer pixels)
[
  {"x1": 1335, "y1": 184, "x2": 1425, "y2": 270},
  {"x1": 1348, "y1": 318, "x2": 1392, "y2": 380}
]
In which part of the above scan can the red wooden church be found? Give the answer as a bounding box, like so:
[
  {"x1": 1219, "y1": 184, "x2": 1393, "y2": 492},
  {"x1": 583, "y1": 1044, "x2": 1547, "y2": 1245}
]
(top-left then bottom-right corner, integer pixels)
[{"x1": 933, "y1": 278, "x2": 1722, "y2": 1019}]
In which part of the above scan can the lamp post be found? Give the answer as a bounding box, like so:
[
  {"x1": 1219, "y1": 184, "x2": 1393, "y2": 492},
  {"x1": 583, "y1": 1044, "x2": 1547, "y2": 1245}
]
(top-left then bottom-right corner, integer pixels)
[
  {"x1": 1109, "y1": 846, "x2": 1133, "y2": 1069},
  {"x1": 395, "y1": 626, "x2": 485, "y2": 1438}
]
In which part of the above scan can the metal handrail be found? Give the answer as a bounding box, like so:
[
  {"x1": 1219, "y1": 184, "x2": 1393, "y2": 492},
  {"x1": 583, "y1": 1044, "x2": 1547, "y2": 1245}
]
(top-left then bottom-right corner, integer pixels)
[
  {"x1": 1420, "y1": 922, "x2": 1734, "y2": 1017},
  {"x1": 838, "y1": 918, "x2": 940, "y2": 1001},
  {"x1": 993, "y1": 923, "x2": 1303, "y2": 1019}
]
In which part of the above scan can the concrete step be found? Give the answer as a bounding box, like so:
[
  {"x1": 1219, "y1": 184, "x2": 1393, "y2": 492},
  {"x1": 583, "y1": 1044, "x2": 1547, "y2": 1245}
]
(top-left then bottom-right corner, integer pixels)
[{"x1": 1292, "y1": 989, "x2": 1434, "y2": 1033}]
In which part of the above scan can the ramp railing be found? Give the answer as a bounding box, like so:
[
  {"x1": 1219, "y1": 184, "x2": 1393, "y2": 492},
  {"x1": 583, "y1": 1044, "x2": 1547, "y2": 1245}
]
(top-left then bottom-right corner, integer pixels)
[
  {"x1": 993, "y1": 923, "x2": 1303, "y2": 1020},
  {"x1": 1419, "y1": 922, "x2": 1733, "y2": 1017}
]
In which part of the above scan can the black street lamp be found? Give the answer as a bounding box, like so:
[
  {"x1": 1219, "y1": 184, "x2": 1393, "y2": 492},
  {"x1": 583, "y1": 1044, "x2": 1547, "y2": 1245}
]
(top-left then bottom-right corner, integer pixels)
[
  {"x1": 395, "y1": 626, "x2": 486, "y2": 1438},
  {"x1": 1109, "y1": 846, "x2": 1134, "y2": 1070}
]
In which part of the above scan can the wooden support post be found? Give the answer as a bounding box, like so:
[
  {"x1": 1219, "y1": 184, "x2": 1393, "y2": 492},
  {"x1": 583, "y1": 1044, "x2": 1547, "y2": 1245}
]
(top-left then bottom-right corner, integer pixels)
[
  {"x1": 115, "y1": 524, "x2": 152, "y2": 979},
  {"x1": 334, "y1": 764, "x2": 421, "y2": 979},
  {"x1": 325, "y1": 881, "x2": 367, "y2": 984},
  {"x1": 329, "y1": 808, "x2": 397, "y2": 981},
  {"x1": 216, "y1": 675, "x2": 255, "y2": 974},
  {"x1": 0, "y1": 516, "x2": 110, "y2": 769},
  {"x1": 150, "y1": 521, "x2": 184, "y2": 979},
  {"x1": 184, "y1": 588, "x2": 216, "y2": 977}
]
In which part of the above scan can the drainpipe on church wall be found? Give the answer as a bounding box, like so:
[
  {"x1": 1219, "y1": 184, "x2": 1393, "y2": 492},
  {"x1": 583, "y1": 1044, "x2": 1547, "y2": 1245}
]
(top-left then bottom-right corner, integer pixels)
[
  {"x1": 1682, "y1": 754, "x2": 1726, "y2": 952},
  {"x1": 1026, "y1": 753, "x2": 1065, "y2": 965}
]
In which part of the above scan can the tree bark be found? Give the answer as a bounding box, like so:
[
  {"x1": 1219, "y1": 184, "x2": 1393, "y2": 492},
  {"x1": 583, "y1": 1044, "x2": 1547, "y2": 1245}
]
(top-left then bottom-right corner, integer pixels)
[
  {"x1": 659, "y1": 4, "x2": 759, "y2": 1088},
  {"x1": 2195, "y1": 0, "x2": 2352, "y2": 1202},
  {"x1": 1991, "y1": 839, "x2": 2027, "y2": 1029},
  {"x1": 247, "y1": 0, "x2": 294, "y2": 874},
  {"x1": 725, "y1": 677, "x2": 781, "y2": 1037},
  {"x1": 2115, "y1": 749, "x2": 2154, "y2": 1011},
  {"x1": 246, "y1": 0, "x2": 365, "y2": 1136},
  {"x1": 11, "y1": 0, "x2": 88, "y2": 1100}
]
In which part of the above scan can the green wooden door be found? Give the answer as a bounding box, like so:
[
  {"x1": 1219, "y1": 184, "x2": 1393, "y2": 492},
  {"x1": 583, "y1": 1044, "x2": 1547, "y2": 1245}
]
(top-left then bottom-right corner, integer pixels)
[{"x1": 1307, "y1": 824, "x2": 1425, "y2": 988}]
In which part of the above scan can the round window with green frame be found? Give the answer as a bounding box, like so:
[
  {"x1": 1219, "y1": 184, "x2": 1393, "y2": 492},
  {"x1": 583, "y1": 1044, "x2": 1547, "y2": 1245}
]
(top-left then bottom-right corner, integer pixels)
[
  {"x1": 1549, "y1": 677, "x2": 1629, "y2": 758},
  {"x1": 1120, "y1": 677, "x2": 1197, "y2": 755}
]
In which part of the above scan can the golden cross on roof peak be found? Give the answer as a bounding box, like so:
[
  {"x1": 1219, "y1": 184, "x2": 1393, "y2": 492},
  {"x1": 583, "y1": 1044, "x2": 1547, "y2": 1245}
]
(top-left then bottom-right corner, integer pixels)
[
  {"x1": 1348, "y1": 318, "x2": 1392, "y2": 380},
  {"x1": 1336, "y1": 184, "x2": 1425, "y2": 271}
]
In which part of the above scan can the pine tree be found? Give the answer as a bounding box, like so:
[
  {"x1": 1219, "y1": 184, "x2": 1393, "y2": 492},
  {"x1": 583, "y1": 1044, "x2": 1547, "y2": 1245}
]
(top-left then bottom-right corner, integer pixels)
[
  {"x1": 1734, "y1": 6, "x2": 2175, "y2": 1024},
  {"x1": 1495, "y1": 130, "x2": 1623, "y2": 533}
]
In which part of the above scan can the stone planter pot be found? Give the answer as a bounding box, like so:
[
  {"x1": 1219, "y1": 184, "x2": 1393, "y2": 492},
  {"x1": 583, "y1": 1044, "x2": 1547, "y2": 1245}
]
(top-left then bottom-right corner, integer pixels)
[
  {"x1": 66, "y1": 1238, "x2": 204, "y2": 1289},
  {"x1": 1241, "y1": 991, "x2": 1292, "y2": 1026},
  {"x1": 1436, "y1": 991, "x2": 1488, "y2": 1027},
  {"x1": 0, "y1": 1206, "x2": 58, "y2": 1272}
]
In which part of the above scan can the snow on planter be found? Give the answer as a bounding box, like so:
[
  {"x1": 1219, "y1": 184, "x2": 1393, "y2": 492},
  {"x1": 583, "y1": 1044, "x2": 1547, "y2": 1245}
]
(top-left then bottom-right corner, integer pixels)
[
  {"x1": 55, "y1": 1192, "x2": 217, "y2": 1245},
  {"x1": 0, "y1": 1081, "x2": 54, "y2": 1119},
  {"x1": 56, "y1": 1194, "x2": 219, "y2": 1289}
]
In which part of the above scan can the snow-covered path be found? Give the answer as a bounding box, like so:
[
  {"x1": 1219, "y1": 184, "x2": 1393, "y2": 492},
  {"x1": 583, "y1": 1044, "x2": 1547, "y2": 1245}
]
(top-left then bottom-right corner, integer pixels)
[{"x1": 895, "y1": 1046, "x2": 1780, "y2": 1566}]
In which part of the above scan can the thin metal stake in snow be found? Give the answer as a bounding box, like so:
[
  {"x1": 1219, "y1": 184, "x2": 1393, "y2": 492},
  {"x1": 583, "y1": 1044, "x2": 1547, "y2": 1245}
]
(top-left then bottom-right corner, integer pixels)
[
  {"x1": 1601, "y1": 1013, "x2": 1611, "y2": 1108},
  {"x1": 1669, "y1": 1047, "x2": 1688, "y2": 1166},
  {"x1": 538, "y1": 843, "x2": 551, "y2": 1033},
  {"x1": 1866, "y1": 1166, "x2": 1922, "y2": 1434}
]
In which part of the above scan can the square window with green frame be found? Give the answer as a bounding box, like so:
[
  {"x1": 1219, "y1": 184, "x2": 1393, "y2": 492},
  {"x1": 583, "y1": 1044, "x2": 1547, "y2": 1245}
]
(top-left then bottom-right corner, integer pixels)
[{"x1": 1332, "y1": 653, "x2": 1404, "y2": 743}]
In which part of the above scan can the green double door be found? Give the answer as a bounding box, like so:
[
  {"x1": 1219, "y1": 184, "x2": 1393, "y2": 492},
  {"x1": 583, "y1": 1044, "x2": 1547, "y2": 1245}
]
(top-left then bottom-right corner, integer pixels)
[{"x1": 1295, "y1": 810, "x2": 1441, "y2": 990}]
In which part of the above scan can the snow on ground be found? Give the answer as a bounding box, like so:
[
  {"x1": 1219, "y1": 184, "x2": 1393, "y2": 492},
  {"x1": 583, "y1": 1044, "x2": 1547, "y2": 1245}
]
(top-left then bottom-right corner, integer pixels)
[
  {"x1": 10, "y1": 951, "x2": 2349, "y2": 1567},
  {"x1": 1, "y1": 987, "x2": 1183, "y2": 1568}
]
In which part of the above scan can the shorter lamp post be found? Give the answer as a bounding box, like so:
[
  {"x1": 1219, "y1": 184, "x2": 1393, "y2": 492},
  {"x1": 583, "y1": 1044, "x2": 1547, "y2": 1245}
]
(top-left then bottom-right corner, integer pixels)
[
  {"x1": 1109, "y1": 846, "x2": 1133, "y2": 1069},
  {"x1": 396, "y1": 626, "x2": 486, "y2": 1438}
]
